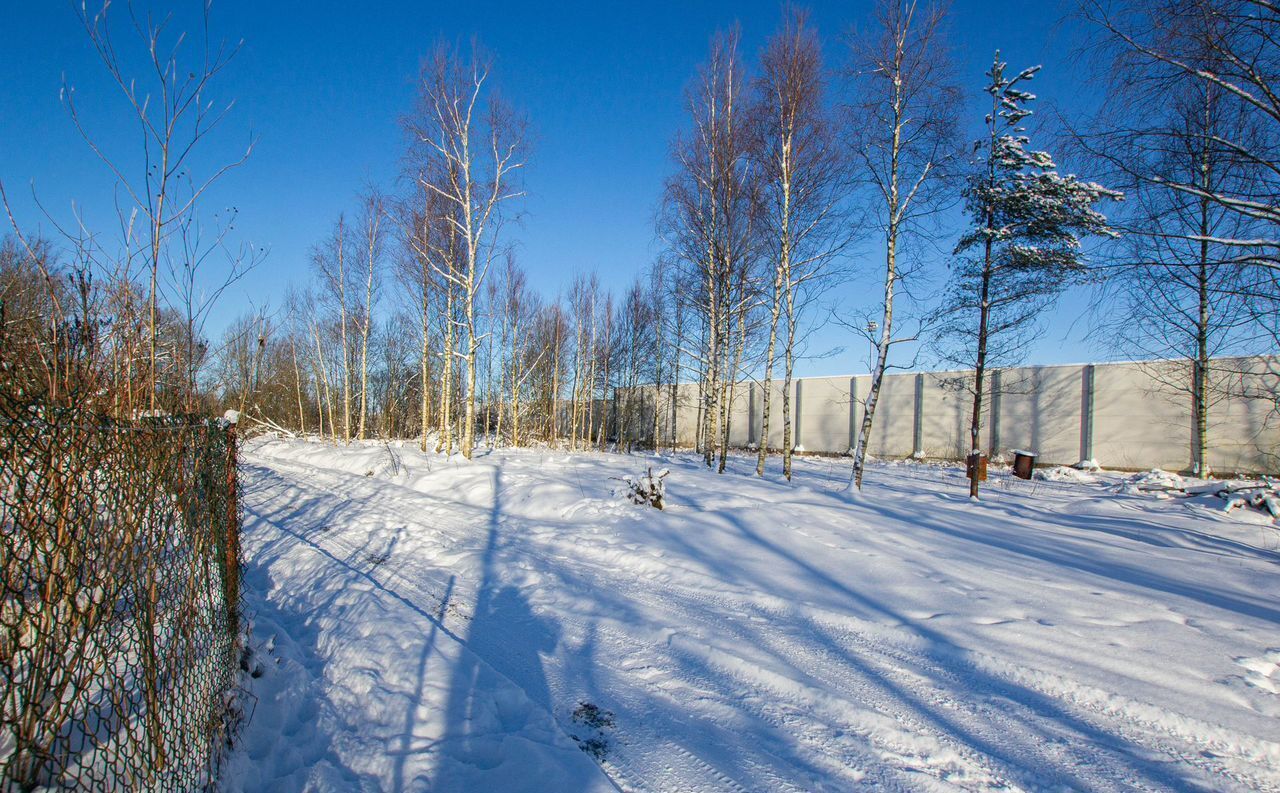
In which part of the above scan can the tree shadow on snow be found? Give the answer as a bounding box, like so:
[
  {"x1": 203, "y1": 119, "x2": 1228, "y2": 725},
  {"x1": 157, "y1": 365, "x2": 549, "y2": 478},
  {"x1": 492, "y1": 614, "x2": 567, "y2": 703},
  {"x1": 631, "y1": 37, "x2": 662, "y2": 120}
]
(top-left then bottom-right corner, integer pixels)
[
  {"x1": 585, "y1": 457, "x2": 1209, "y2": 790},
  {"x1": 244, "y1": 462, "x2": 592, "y2": 792},
  {"x1": 393, "y1": 574, "x2": 455, "y2": 793},
  {"x1": 430, "y1": 467, "x2": 589, "y2": 793},
  {"x1": 712, "y1": 510, "x2": 1205, "y2": 791}
]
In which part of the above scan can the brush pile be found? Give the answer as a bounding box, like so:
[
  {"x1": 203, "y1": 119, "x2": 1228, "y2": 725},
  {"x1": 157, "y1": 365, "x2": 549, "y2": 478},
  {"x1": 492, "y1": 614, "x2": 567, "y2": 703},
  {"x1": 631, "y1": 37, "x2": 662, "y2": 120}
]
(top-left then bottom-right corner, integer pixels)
[{"x1": 1120, "y1": 469, "x2": 1280, "y2": 520}]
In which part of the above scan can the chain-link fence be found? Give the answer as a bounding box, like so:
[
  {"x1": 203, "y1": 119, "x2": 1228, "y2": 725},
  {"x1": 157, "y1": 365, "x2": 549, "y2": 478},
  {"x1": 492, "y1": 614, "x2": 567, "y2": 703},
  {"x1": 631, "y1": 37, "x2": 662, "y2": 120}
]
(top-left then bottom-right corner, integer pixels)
[{"x1": 0, "y1": 396, "x2": 241, "y2": 792}]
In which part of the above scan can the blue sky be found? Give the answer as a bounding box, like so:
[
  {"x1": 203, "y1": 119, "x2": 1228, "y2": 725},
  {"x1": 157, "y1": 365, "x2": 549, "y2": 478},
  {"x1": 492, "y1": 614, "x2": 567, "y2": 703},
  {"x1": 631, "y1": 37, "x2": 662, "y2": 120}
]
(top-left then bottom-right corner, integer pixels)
[{"x1": 1, "y1": 0, "x2": 1107, "y2": 377}]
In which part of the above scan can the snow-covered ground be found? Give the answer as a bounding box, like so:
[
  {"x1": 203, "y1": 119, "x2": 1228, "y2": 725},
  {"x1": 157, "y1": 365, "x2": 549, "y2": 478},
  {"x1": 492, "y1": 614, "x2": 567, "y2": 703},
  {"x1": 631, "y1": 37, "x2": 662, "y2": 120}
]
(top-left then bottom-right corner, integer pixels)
[{"x1": 224, "y1": 439, "x2": 1280, "y2": 792}]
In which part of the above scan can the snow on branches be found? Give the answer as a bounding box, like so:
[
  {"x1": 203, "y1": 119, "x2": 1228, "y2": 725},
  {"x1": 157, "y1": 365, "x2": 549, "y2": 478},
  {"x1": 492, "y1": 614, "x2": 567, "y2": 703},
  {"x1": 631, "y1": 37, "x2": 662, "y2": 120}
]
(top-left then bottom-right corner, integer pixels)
[
  {"x1": 956, "y1": 54, "x2": 1122, "y2": 270},
  {"x1": 620, "y1": 467, "x2": 670, "y2": 510},
  {"x1": 937, "y1": 51, "x2": 1124, "y2": 369},
  {"x1": 937, "y1": 52, "x2": 1122, "y2": 499}
]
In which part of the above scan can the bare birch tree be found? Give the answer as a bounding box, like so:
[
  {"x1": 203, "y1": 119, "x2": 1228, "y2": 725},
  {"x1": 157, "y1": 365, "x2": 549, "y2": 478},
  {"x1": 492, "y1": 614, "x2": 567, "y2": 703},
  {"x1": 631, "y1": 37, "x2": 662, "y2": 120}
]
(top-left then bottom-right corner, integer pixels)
[
  {"x1": 751, "y1": 9, "x2": 848, "y2": 480},
  {"x1": 408, "y1": 39, "x2": 527, "y2": 459},
  {"x1": 1079, "y1": 0, "x2": 1280, "y2": 270},
  {"x1": 355, "y1": 189, "x2": 385, "y2": 440},
  {"x1": 1075, "y1": 0, "x2": 1279, "y2": 472},
  {"x1": 662, "y1": 27, "x2": 762, "y2": 472},
  {"x1": 845, "y1": 0, "x2": 960, "y2": 490},
  {"x1": 395, "y1": 180, "x2": 449, "y2": 451},
  {"x1": 312, "y1": 215, "x2": 353, "y2": 442}
]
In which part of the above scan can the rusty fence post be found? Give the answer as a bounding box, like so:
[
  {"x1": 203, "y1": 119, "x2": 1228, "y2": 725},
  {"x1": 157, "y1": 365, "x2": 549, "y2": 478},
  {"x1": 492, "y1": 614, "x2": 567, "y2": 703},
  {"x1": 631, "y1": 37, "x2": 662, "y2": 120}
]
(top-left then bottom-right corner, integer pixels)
[{"x1": 224, "y1": 422, "x2": 240, "y2": 637}]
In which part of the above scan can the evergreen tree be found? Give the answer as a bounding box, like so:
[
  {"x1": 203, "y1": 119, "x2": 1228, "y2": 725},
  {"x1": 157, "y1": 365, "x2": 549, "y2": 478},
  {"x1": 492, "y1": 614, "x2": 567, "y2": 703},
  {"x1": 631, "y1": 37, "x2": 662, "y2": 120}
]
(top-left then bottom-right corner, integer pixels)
[{"x1": 938, "y1": 53, "x2": 1120, "y2": 498}]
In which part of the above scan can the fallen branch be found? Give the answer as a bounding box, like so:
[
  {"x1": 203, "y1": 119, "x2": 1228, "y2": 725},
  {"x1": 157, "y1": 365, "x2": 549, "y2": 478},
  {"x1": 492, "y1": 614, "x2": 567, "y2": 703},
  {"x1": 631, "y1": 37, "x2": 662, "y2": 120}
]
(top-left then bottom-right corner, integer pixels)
[{"x1": 243, "y1": 409, "x2": 298, "y2": 438}]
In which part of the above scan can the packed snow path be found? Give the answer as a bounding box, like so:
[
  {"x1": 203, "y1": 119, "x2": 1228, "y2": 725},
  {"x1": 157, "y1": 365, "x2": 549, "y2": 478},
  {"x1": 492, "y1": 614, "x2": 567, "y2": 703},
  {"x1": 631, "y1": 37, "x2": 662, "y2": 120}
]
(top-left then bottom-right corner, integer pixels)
[{"x1": 226, "y1": 439, "x2": 1280, "y2": 792}]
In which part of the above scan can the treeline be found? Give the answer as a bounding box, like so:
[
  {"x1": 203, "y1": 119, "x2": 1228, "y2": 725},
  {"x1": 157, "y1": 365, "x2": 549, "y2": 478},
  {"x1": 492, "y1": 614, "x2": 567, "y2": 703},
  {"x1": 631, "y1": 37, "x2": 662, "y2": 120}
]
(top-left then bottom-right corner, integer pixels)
[{"x1": 3, "y1": 0, "x2": 1278, "y2": 489}]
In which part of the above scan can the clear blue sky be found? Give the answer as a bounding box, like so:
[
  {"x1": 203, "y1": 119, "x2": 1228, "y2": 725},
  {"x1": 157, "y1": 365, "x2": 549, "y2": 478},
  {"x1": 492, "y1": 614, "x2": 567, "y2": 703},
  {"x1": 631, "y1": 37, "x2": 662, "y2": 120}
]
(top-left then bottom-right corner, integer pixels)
[{"x1": 0, "y1": 0, "x2": 1106, "y2": 377}]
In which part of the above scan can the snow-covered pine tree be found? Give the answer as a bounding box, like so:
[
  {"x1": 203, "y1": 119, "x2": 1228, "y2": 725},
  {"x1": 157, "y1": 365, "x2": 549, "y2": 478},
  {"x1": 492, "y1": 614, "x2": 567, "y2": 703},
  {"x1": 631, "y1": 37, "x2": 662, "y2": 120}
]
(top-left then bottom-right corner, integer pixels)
[{"x1": 938, "y1": 53, "x2": 1121, "y2": 499}]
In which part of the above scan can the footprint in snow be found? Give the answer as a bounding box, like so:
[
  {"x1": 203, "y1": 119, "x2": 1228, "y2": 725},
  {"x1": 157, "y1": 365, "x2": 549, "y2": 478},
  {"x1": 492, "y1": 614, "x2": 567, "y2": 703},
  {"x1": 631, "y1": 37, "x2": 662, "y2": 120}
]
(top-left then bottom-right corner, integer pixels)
[
  {"x1": 1235, "y1": 648, "x2": 1280, "y2": 694},
  {"x1": 1219, "y1": 648, "x2": 1280, "y2": 718}
]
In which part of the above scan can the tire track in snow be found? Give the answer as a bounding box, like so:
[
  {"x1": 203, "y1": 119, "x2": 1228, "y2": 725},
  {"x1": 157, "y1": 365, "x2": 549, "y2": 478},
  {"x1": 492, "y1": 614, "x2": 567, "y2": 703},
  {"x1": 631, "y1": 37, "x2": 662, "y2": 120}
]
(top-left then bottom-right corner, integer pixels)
[
  {"x1": 240, "y1": 460, "x2": 476, "y2": 617},
  {"x1": 534, "y1": 533, "x2": 1271, "y2": 792},
  {"x1": 531, "y1": 549, "x2": 1039, "y2": 791},
  {"x1": 503, "y1": 542, "x2": 1006, "y2": 791},
  {"x1": 793, "y1": 607, "x2": 1280, "y2": 792},
  {"x1": 637, "y1": 569, "x2": 1277, "y2": 792}
]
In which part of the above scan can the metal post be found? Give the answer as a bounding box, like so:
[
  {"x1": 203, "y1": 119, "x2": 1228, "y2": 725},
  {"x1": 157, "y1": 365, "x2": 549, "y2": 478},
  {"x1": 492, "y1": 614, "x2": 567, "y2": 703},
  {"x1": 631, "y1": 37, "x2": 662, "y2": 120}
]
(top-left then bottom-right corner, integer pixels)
[
  {"x1": 912, "y1": 373, "x2": 924, "y2": 457},
  {"x1": 848, "y1": 376, "x2": 858, "y2": 454},
  {"x1": 990, "y1": 369, "x2": 1002, "y2": 456},
  {"x1": 793, "y1": 379, "x2": 803, "y2": 450},
  {"x1": 1190, "y1": 359, "x2": 1202, "y2": 472},
  {"x1": 748, "y1": 382, "x2": 756, "y2": 447},
  {"x1": 1080, "y1": 364, "x2": 1095, "y2": 463}
]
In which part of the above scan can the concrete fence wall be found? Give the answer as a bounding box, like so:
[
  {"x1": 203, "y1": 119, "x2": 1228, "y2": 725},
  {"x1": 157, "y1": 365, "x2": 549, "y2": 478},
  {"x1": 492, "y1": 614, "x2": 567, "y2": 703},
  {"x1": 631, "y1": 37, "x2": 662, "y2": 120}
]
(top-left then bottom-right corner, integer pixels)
[{"x1": 617, "y1": 356, "x2": 1280, "y2": 474}]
